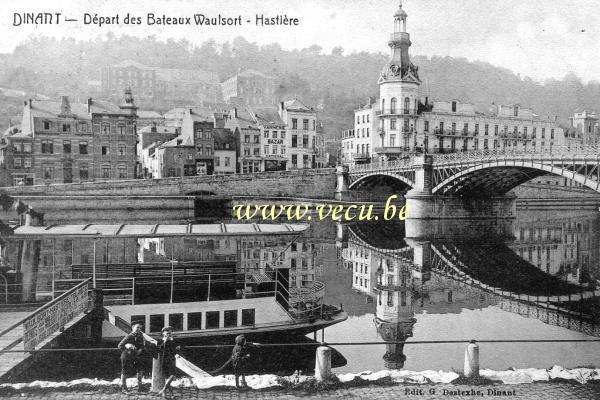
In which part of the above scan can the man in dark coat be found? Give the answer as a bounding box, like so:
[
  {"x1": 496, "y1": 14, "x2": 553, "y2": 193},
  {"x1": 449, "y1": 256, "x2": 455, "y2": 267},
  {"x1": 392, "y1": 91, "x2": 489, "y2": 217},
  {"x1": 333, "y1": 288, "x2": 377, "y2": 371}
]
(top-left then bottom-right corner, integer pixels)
[
  {"x1": 157, "y1": 326, "x2": 181, "y2": 397},
  {"x1": 231, "y1": 334, "x2": 260, "y2": 389},
  {"x1": 117, "y1": 323, "x2": 147, "y2": 392}
]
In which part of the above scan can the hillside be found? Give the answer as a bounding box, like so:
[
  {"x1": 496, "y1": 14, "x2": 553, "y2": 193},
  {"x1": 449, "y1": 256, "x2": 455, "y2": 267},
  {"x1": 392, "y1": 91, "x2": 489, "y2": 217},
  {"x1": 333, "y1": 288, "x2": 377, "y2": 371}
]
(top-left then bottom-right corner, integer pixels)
[{"x1": 1, "y1": 35, "x2": 597, "y2": 137}]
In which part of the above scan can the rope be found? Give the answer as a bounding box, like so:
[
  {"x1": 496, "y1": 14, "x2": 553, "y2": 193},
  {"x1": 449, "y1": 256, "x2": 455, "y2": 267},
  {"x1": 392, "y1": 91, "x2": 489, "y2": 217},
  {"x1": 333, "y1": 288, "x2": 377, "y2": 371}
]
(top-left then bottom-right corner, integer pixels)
[{"x1": 3, "y1": 338, "x2": 600, "y2": 353}]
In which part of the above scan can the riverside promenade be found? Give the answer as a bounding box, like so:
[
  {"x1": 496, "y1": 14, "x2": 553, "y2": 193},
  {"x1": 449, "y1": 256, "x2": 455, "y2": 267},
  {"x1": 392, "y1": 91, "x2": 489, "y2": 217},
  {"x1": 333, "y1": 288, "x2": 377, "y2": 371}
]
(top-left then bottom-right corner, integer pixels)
[{"x1": 1, "y1": 383, "x2": 600, "y2": 399}]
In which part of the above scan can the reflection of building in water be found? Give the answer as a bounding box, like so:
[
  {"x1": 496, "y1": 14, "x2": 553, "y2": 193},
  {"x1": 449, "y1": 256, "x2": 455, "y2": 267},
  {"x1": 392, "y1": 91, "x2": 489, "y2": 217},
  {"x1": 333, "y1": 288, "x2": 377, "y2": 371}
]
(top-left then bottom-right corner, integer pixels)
[
  {"x1": 342, "y1": 241, "x2": 375, "y2": 295},
  {"x1": 511, "y1": 214, "x2": 600, "y2": 284},
  {"x1": 138, "y1": 237, "x2": 237, "y2": 263}
]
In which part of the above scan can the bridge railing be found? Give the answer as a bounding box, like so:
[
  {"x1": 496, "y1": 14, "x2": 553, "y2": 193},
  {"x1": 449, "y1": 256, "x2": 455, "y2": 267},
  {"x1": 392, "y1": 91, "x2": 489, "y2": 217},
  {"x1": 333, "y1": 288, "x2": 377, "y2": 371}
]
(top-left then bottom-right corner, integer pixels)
[{"x1": 347, "y1": 146, "x2": 600, "y2": 172}]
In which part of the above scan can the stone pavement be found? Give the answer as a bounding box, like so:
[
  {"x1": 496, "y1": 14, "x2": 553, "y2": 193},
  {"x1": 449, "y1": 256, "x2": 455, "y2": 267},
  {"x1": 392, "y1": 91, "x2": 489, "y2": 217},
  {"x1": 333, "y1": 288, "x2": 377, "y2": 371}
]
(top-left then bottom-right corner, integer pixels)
[{"x1": 2, "y1": 383, "x2": 600, "y2": 399}]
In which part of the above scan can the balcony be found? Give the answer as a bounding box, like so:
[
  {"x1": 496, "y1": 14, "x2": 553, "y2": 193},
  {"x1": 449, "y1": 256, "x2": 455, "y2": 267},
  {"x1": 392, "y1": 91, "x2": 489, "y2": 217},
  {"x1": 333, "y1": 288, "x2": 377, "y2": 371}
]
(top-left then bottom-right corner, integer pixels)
[
  {"x1": 389, "y1": 32, "x2": 410, "y2": 42},
  {"x1": 353, "y1": 152, "x2": 371, "y2": 161}
]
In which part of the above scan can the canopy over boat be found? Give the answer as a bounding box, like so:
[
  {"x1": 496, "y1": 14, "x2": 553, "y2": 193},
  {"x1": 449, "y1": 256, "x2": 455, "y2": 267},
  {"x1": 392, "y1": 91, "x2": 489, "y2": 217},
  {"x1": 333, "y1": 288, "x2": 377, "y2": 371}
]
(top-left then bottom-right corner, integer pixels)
[{"x1": 10, "y1": 223, "x2": 309, "y2": 238}]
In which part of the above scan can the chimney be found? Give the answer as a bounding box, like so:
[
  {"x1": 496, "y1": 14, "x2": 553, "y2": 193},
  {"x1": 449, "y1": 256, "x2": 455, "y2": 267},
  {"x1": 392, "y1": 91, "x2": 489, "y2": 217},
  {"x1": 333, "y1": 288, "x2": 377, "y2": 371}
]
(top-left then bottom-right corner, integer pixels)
[
  {"x1": 87, "y1": 98, "x2": 92, "y2": 113},
  {"x1": 60, "y1": 96, "x2": 71, "y2": 115},
  {"x1": 425, "y1": 97, "x2": 428, "y2": 106}
]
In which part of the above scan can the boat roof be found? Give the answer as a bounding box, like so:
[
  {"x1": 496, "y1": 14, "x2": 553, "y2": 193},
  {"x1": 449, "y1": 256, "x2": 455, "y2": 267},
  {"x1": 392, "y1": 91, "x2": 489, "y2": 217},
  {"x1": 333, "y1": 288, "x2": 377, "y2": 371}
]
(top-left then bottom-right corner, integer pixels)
[{"x1": 11, "y1": 223, "x2": 308, "y2": 238}]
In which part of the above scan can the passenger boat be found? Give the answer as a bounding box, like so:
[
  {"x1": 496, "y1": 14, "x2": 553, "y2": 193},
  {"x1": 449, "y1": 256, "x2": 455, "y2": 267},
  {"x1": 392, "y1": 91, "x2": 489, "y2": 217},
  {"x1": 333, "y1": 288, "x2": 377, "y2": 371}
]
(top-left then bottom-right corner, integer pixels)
[{"x1": 6, "y1": 222, "x2": 347, "y2": 343}]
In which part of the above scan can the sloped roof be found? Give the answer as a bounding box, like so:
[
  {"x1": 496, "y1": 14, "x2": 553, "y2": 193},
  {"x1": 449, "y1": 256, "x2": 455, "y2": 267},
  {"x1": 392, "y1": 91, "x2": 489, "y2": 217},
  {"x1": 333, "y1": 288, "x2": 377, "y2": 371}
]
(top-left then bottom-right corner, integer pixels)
[
  {"x1": 137, "y1": 110, "x2": 163, "y2": 119},
  {"x1": 28, "y1": 98, "x2": 123, "y2": 119},
  {"x1": 282, "y1": 98, "x2": 313, "y2": 112},
  {"x1": 138, "y1": 125, "x2": 179, "y2": 134},
  {"x1": 253, "y1": 108, "x2": 285, "y2": 127},
  {"x1": 237, "y1": 69, "x2": 274, "y2": 79},
  {"x1": 111, "y1": 60, "x2": 219, "y2": 85},
  {"x1": 160, "y1": 135, "x2": 194, "y2": 148},
  {"x1": 112, "y1": 60, "x2": 154, "y2": 70}
]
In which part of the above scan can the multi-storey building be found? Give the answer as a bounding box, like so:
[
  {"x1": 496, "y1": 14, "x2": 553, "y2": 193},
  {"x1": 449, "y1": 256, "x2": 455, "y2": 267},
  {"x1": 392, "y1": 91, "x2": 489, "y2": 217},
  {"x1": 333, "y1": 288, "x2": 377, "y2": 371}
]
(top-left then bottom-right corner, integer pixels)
[
  {"x1": 225, "y1": 108, "x2": 262, "y2": 173},
  {"x1": 137, "y1": 124, "x2": 179, "y2": 178},
  {"x1": 278, "y1": 99, "x2": 319, "y2": 169},
  {"x1": 181, "y1": 109, "x2": 216, "y2": 175},
  {"x1": 253, "y1": 109, "x2": 287, "y2": 171},
  {"x1": 102, "y1": 60, "x2": 221, "y2": 106},
  {"x1": 213, "y1": 128, "x2": 237, "y2": 175},
  {"x1": 221, "y1": 70, "x2": 276, "y2": 107},
  {"x1": 568, "y1": 111, "x2": 599, "y2": 146},
  {"x1": 152, "y1": 135, "x2": 196, "y2": 178},
  {"x1": 6, "y1": 91, "x2": 138, "y2": 185},
  {"x1": 341, "y1": 3, "x2": 565, "y2": 165}
]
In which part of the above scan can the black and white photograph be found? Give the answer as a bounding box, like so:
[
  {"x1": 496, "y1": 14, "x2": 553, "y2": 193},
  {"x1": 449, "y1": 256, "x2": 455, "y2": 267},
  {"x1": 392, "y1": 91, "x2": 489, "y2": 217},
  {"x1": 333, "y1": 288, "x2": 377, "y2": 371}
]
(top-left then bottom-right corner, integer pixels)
[{"x1": 0, "y1": 0, "x2": 600, "y2": 399}]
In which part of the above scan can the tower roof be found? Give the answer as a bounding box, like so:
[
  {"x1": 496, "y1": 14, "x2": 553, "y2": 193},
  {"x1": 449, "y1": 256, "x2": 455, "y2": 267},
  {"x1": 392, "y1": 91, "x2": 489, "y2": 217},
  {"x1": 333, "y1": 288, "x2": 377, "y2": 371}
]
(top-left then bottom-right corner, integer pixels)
[{"x1": 394, "y1": 1, "x2": 408, "y2": 19}]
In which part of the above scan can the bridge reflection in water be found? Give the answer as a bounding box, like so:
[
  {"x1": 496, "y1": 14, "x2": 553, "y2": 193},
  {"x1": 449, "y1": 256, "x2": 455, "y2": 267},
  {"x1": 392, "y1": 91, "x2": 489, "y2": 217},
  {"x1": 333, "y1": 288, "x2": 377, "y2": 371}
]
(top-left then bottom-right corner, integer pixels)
[
  {"x1": 338, "y1": 215, "x2": 600, "y2": 369},
  {"x1": 1, "y1": 211, "x2": 600, "y2": 378}
]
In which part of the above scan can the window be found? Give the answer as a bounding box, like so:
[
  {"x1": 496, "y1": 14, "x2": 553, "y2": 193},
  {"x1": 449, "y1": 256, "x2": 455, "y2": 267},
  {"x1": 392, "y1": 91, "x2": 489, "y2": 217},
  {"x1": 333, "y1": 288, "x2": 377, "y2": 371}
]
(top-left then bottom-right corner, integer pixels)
[
  {"x1": 404, "y1": 97, "x2": 410, "y2": 114},
  {"x1": 292, "y1": 135, "x2": 298, "y2": 147},
  {"x1": 63, "y1": 140, "x2": 71, "y2": 154},
  {"x1": 241, "y1": 309, "x2": 255, "y2": 326},
  {"x1": 102, "y1": 123, "x2": 110, "y2": 134},
  {"x1": 78, "y1": 122, "x2": 87, "y2": 132},
  {"x1": 118, "y1": 124, "x2": 125, "y2": 135},
  {"x1": 253, "y1": 135, "x2": 259, "y2": 144},
  {"x1": 281, "y1": 147, "x2": 285, "y2": 155},
  {"x1": 24, "y1": 159, "x2": 31, "y2": 168},
  {"x1": 524, "y1": 127, "x2": 528, "y2": 137},
  {"x1": 272, "y1": 132, "x2": 277, "y2": 139},
  {"x1": 273, "y1": 145, "x2": 278, "y2": 154},
  {"x1": 366, "y1": 128, "x2": 369, "y2": 137},
  {"x1": 79, "y1": 142, "x2": 88, "y2": 154},
  {"x1": 390, "y1": 119, "x2": 396, "y2": 130},
  {"x1": 169, "y1": 313, "x2": 183, "y2": 331},
  {"x1": 312, "y1": 120, "x2": 316, "y2": 131},
  {"x1": 187, "y1": 312, "x2": 202, "y2": 330},
  {"x1": 244, "y1": 135, "x2": 250, "y2": 143},
  {"x1": 474, "y1": 124, "x2": 479, "y2": 135},
  {"x1": 303, "y1": 119, "x2": 309, "y2": 130},
  {"x1": 102, "y1": 165, "x2": 110, "y2": 178},
  {"x1": 41, "y1": 140, "x2": 54, "y2": 154},
  {"x1": 79, "y1": 164, "x2": 88, "y2": 180},
  {"x1": 14, "y1": 158, "x2": 22, "y2": 168},
  {"x1": 452, "y1": 123, "x2": 456, "y2": 133},
  {"x1": 206, "y1": 311, "x2": 220, "y2": 329},
  {"x1": 118, "y1": 165, "x2": 126, "y2": 178},
  {"x1": 303, "y1": 135, "x2": 309, "y2": 148},
  {"x1": 23, "y1": 143, "x2": 32, "y2": 153},
  {"x1": 101, "y1": 145, "x2": 109, "y2": 156},
  {"x1": 224, "y1": 157, "x2": 230, "y2": 167},
  {"x1": 424, "y1": 121, "x2": 429, "y2": 132},
  {"x1": 224, "y1": 310, "x2": 237, "y2": 328},
  {"x1": 452, "y1": 101, "x2": 457, "y2": 112},
  {"x1": 292, "y1": 154, "x2": 297, "y2": 167},
  {"x1": 541, "y1": 128, "x2": 546, "y2": 138},
  {"x1": 215, "y1": 157, "x2": 220, "y2": 167},
  {"x1": 264, "y1": 131, "x2": 269, "y2": 138},
  {"x1": 292, "y1": 118, "x2": 298, "y2": 129},
  {"x1": 62, "y1": 124, "x2": 71, "y2": 132},
  {"x1": 551, "y1": 129, "x2": 554, "y2": 139},
  {"x1": 494, "y1": 125, "x2": 498, "y2": 135},
  {"x1": 281, "y1": 131, "x2": 286, "y2": 139},
  {"x1": 463, "y1": 123, "x2": 468, "y2": 134},
  {"x1": 532, "y1": 127, "x2": 537, "y2": 138},
  {"x1": 149, "y1": 314, "x2": 164, "y2": 333},
  {"x1": 43, "y1": 121, "x2": 51, "y2": 130},
  {"x1": 43, "y1": 166, "x2": 53, "y2": 179},
  {"x1": 404, "y1": 119, "x2": 410, "y2": 132},
  {"x1": 514, "y1": 106, "x2": 519, "y2": 117},
  {"x1": 253, "y1": 148, "x2": 260, "y2": 156},
  {"x1": 484, "y1": 124, "x2": 489, "y2": 135},
  {"x1": 356, "y1": 115, "x2": 360, "y2": 124},
  {"x1": 264, "y1": 145, "x2": 269, "y2": 154},
  {"x1": 205, "y1": 146, "x2": 212, "y2": 155}
]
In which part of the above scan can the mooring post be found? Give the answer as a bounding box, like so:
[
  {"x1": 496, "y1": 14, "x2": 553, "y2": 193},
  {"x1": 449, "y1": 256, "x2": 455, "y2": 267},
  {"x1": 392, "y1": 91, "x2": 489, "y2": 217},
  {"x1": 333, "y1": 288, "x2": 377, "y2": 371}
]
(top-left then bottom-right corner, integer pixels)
[
  {"x1": 464, "y1": 339, "x2": 479, "y2": 377},
  {"x1": 89, "y1": 288, "x2": 104, "y2": 344},
  {"x1": 315, "y1": 344, "x2": 333, "y2": 382},
  {"x1": 151, "y1": 351, "x2": 165, "y2": 393}
]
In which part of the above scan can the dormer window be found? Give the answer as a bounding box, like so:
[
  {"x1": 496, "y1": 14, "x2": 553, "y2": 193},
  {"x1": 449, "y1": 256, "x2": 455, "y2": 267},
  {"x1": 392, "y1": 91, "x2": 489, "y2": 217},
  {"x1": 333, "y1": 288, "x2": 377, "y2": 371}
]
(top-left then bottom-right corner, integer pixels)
[
  {"x1": 514, "y1": 106, "x2": 519, "y2": 117},
  {"x1": 43, "y1": 121, "x2": 51, "y2": 130},
  {"x1": 451, "y1": 101, "x2": 457, "y2": 113}
]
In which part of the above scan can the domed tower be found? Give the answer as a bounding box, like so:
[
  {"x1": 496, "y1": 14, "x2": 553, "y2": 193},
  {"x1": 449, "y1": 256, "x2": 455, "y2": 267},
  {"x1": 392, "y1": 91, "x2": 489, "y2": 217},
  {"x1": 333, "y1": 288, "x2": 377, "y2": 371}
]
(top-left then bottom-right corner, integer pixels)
[
  {"x1": 378, "y1": 1, "x2": 421, "y2": 157},
  {"x1": 119, "y1": 87, "x2": 138, "y2": 116}
]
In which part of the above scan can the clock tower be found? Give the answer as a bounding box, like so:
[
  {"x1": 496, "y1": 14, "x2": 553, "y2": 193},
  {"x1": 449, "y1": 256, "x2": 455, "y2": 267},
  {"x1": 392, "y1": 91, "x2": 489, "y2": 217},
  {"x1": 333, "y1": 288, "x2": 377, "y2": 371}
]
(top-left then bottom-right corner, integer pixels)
[{"x1": 378, "y1": 1, "x2": 421, "y2": 157}]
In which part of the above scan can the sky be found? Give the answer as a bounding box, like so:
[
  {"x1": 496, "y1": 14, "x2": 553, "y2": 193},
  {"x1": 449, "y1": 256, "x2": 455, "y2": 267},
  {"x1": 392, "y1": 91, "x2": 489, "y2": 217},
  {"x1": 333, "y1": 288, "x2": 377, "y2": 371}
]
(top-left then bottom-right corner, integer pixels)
[{"x1": 2, "y1": 0, "x2": 599, "y2": 83}]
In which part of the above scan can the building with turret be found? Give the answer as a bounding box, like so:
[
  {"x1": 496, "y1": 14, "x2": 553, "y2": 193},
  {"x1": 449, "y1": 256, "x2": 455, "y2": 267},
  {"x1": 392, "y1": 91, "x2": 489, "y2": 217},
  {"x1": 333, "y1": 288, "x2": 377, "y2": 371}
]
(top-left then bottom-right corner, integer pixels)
[{"x1": 342, "y1": 2, "x2": 564, "y2": 165}]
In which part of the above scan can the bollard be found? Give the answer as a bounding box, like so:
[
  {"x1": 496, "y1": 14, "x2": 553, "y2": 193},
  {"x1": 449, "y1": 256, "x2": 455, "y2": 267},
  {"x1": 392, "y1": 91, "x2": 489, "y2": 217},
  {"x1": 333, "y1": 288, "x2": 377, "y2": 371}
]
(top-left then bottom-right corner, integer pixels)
[
  {"x1": 89, "y1": 289, "x2": 104, "y2": 344},
  {"x1": 151, "y1": 352, "x2": 165, "y2": 393},
  {"x1": 314, "y1": 345, "x2": 333, "y2": 382},
  {"x1": 464, "y1": 340, "x2": 479, "y2": 378}
]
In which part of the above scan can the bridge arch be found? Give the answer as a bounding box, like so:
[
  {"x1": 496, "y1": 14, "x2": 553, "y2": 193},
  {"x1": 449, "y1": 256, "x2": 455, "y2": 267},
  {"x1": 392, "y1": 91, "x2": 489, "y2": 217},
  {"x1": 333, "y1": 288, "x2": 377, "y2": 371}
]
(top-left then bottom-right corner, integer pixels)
[
  {"x1": 432, "y1": 161, "x2": 600, "y2": 196},
  {"x1": 349, "y1": 172, "x2": 414, "y2": 191}
]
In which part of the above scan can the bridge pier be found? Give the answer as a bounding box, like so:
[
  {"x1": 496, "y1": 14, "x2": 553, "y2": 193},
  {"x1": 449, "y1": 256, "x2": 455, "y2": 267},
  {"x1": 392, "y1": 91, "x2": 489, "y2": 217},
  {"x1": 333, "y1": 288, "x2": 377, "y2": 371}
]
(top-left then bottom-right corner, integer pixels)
[
  {"x1": 404, "y1": 239, "x2": 431, "y2": 283},
  {"x1": 335, "y1": 165, "x2": 349, "y2": 201}
]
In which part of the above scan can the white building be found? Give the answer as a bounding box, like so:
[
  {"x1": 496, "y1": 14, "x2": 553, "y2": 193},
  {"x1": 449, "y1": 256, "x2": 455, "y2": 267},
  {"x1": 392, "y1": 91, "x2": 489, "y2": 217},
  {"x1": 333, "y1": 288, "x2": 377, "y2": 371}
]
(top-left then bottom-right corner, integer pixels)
[
  {"x1": 342, "y1": 3, "x2": 564, "y2": 165},
  {"x1": 278, "y1": 99, "x2": 320, "y2": 170}
]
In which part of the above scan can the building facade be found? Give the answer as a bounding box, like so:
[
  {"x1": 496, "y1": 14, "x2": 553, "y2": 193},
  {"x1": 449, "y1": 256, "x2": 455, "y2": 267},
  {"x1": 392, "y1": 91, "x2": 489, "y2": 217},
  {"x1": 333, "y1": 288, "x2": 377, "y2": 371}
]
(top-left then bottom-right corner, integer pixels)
[
  {"x1": 221, "y1": 70, "x2": 276, "y2": 107},
  {"x1": 102, "y1": 60, "x2": 221, "y2": 106},
  {"x1": 279, "y1": 99, "x2": 320, "y2": 170},
  {"x1": 6, "y1": 91, "x2": 137, "y2": 186},
  {"x1": 341, "y1": 4, "x2": 565, "y2": 165},
  {"x1": 253, "y1": 109, "x2": 287, "y2": 171}
]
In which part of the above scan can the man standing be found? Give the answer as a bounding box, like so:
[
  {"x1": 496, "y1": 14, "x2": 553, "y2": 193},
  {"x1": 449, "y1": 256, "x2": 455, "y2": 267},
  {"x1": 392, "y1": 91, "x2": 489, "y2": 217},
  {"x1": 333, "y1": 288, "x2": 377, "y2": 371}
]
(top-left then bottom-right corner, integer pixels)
[
  {"x1": 231, "y1": 334, "x2": 261, "y2": 389},
  {"x1": 118, "y1": 323, "x2": 147, "y2": 393},
  {"x1": 157, "y1": 326, "x2": 181, "y2": 397}
]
